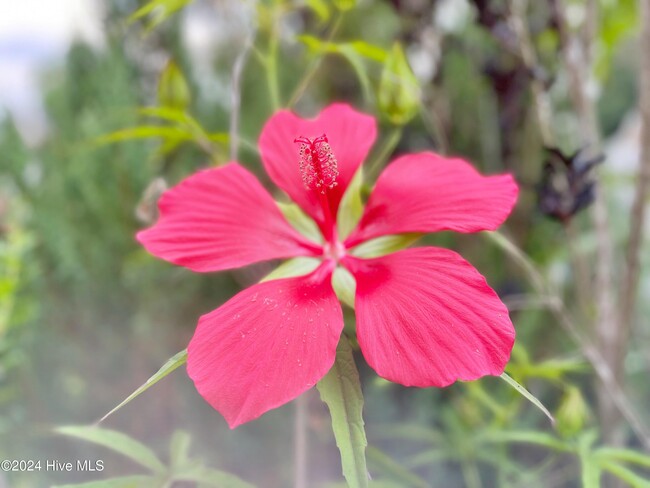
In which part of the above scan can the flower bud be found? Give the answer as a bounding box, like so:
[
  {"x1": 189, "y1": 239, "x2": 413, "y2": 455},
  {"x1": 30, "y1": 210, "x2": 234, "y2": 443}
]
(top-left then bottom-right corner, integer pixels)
[
  {"x1": 378, "y1": 43, "x2": 420, "y2": 126},
  {"x1": 556, "y1": 386, "x2": 589, "y2": 438},
  {"x1": 158, "y1": 60, "x2": 191, "y2": 110}
]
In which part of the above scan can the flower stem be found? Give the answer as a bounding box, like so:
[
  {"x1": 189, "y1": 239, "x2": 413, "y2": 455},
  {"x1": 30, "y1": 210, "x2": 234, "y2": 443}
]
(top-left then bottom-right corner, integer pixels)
[
  {"x1": 266, "y1": 2, "x2": 281, "y2": 110},
  {"x1": 288, "y1": 12, "x2": 344, "y2": 108},
  {"x1": 317, "y1": 335, "x2": 368, "y2": 488},
  {"x1": 367, "y1": 126, "x2": 402, "y2": 179},
  {"x1": 293, "y1": 393, "x2": 308, "y2": 488}
]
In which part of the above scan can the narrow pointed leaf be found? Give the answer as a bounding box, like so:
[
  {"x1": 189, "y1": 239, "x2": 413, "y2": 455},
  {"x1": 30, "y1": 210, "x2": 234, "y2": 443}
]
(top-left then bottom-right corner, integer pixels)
[
  {"x1": 317, "y1": 336, "x2": 368, "y2": 488},
  {"x1": 500, "y1": 372, "x2": 555, "y2": 425},
  {"x1": 260, "y1": 257, "x2": 321, "y2": 282},
  {"x1": 595, "y1": 447, "x2": 650, "y2": 468},
  {"x1": 332, "y1": 267, "x2": 356, "y2": 309},
  {"x1": 53, "y1": 476, "x2": 159, "y2": 488},
  {"x1": 99, "y1": 349, "x2": 187, "y2": 422},
  {"x1": 306, "y1": 0, "x2": 331, "y2": 22},
  {"x1": 137, "y1": 107, "x2": 202, "y2": 134},
  {"x1": 479, "y1": 430, "x2": 570, "y2": 452},
  {"x1": 96, "y1": 126, "x2": 193, "y2": 144},
  {"x1": 129, "y1": 0, "x2": 192, "y2": 29},
  {"x1": 277, "y1": 201, "x2": 323, "y2": 243},
  {"x1": 599, "y1": 461, "x2": 650, "y2": 488},
  {"x1": 175, "y1": 466, "x2": 255, "y2": 488},
  {"x1": 580, "y1": 453, "x2": 602, "y2": 488},
  {"x1": 337, "y1": 167, "x2": 364, "y2": 240},
  {"x1": 169, "y1": 430, "x2": 192, "y2": 467},
  {"x1": 56, "y1": 426, "x2": 166, "y2": 474},
  {"x1": 367, "y1": 446, "x2": 429, "y2": 488},
  {"x1": 350, "y1": 234, "x2": 421, "y2": 259}
]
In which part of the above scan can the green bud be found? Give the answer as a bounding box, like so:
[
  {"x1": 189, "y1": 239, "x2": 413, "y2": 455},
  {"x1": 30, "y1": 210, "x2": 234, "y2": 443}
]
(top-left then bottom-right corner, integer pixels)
[
  {"x1": 378, "y1": 42, "x2": 420, "y2": 126},
  {"x1": 158, "y1": 60, "x2": 191, "y2": 110},
  {"x1": 556, "y1": 386, "x2": 589, "y2": 438}
]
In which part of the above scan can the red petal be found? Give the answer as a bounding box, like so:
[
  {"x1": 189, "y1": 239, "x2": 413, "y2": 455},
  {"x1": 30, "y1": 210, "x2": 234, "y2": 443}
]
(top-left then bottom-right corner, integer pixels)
[
  {"x1": 186, "y1": 264, "x2": 343, "y2": 427},
  {"x1": 344, "y1": 248, "x2": 515, "y2": 387},
  {"x1": 345, "y1": 153, "x2": 518, "y2": 247},
  {"x1": 137, "y1": 163, "x2": 320, "y2": 272},
  {"x1": 259, "y1": 104, "x2": 376, "y2": 227}
]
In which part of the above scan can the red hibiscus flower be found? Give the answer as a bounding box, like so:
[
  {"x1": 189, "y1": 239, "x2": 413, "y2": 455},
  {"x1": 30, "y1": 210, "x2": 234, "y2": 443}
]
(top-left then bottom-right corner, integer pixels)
[{"x1": 137, "y1": 104, "x2": 518, "y2": 428}]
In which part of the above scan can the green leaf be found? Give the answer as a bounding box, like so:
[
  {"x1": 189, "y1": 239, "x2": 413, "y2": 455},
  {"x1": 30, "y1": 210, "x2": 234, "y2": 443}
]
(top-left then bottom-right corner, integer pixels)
[
  {"x1": 169, "y1": 430, "x2": 192, "y2": 467},
  {"x1": 596, "y1": 0, "x2": 639, "y2": 79},
  {"x1": 348, "y1": 41, "x2": 387, "y2": 62},
  {"x1": 510, "y1": 357, "x2": 589, "y2": 381},
  {"x1": 95, "y1": 126, "x2": 193, "y2": 145},
  {"x1": 175, "y1": 466, "x2": 255, "y2": 488},
  {"x1": 207, "y1": 132, "x2": 229, "y2": 144},
  {"x1": 306, "y1": 0, "x2": 331, "y2": 22},
  {"x1": 297, "y1": 34, "x2": 325, "y2": 55},
  {"x1": 260, "y1": 257, "x2": 321, "y2": 282},
  {"x1": 332, "y1": 267, "x2": 356, "y2": 308},
  {"x1": 337, "y1": 167, "x2": 364, "y2": 240},
  {"x1": 317, "y1": 336, "x2": 368, "y2": 488},
  {"x1": 333, "y1": 0, "x2": 356, "y2": 11},
  {"x1": 99, "y1": 349, "x2": 187, "y2": 422},
  {"x1": 372, "y1": 424, "x2": 443, "y2": 444},
  {"x1": 350, "y1": 234, "x2": 421, "y2": 259},
  {"x1": 580, "y1": 454, "x2": 602, "y2": 487},
  {"x1": 335, "y1": 44, "x2": 373, "y2": 103},
  {"x1": 406, "y1": 449, "x2": 454, "y2": 469},
  {"x1": 599, "y1": 461, "x2": 650, "y2": 488},
  {"x1": 367, "y1": 446, "x2": 429, "y2": 488},
  {"x1": 53, "y1": 476, "x2": 159, "y2": 488},
  {"x1": 56, "y1": 426, "x2": 166, "y2": 474},
  {"x1": 595, "y1": 447, "x2": 650, "y2": 468},
  {"x1": 296, "y1": 37, "x2": 373, "y2": 103},
  {"x1": 578, "y1": 431, "x2": 601, "y2": 488},
  {"x1": 129, "y1": 0, "x2": 193, "y2": 31},
  {"x1": 500, "y1": 372, "x2": 555, "y2": 425},
  {"x1": 138, "y1": 107, "x2": 195, "y2": 126},
  {"x1": 277, "y1": 201, "x2": 323, "y2": 243},
  {"x1": 158, "y1": 61, "x2": 191, "y2": 110},
  {"x1": 298, "y1": 36, "x2": 386, "y2": 62},
  {"x1": 479, "y1": 430, "x2": 571, "y2": 452}
]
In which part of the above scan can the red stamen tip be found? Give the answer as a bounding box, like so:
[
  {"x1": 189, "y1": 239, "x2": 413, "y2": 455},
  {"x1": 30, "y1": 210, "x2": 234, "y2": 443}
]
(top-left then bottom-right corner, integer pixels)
[{"x1": 295, "y1": 134, "x2": 339, "y2": 194}]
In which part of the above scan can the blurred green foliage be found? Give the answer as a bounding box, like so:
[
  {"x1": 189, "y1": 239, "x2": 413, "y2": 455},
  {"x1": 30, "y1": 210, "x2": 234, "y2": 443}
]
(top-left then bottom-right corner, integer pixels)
[{"x1": 1, "y1": 0, "x2": 649, "y2": 487}]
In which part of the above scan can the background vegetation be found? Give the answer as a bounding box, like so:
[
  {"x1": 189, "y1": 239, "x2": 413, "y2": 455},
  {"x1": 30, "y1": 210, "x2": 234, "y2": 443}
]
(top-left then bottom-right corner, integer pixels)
[{"x1": 1, "y1": 0, "x2": 649, "y2": 486}]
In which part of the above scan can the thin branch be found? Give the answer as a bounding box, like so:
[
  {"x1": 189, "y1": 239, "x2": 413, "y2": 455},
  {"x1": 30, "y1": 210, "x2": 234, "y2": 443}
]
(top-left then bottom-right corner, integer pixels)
[
  {"x1": 229, "y1": 12, "x2": 256, "y2": 161},
  {"x1": 293, "y1": 393, "x2": 308, "y2": 488},
  {"x1": 618, "y1": 0, "x2": 650, "y2": 378},
  {"x1": 562, "y1": 221, "x2": 592, "y2": 319},
  {"x1": 487, "y1": 231, "x2": 650, "y2": 450},
  {"x1": 508, "y1": 0, "x2": 555, "y2": 147},
  {"x1": 502, "y1": 294, "x2": 561, "y2": 311},
  {"x1": 420, "y1": 86, "x2": 450, "y2": 155},
  {"x1": 288, "y1": 12, "x2": 344, "y2": 108},
  {"x1": 266, "y1": 1, "x2": 281, "y2": 110},
  {"x1": 557, "y1": 0, "x2": 624, "y2": 445},
  {"x1": 366, "y1": 126, "x2": 402, "y2": 179}
]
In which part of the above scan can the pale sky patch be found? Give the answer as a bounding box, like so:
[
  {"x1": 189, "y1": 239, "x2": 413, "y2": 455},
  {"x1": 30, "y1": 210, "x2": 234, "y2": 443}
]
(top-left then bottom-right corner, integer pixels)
[{"x1": 0, "y1": 0, "x2": 104, "y2": 145}]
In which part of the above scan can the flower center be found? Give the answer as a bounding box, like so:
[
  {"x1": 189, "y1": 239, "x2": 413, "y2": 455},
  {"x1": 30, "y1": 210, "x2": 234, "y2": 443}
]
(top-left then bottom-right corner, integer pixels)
[
  {"x1": 294, "y1": 133, "x2": 341, "y2": 247},
  {"x1": 323, "y1": 240, "x2": 346, "y2": 262},
  {"x1": 294, "y1": 134, "x2": 339, "y2": 194}
]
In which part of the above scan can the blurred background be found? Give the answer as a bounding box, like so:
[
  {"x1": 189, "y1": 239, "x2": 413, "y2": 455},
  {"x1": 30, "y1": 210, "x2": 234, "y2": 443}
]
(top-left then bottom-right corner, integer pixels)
[{"x1": 1, "y1": 0, "x2": 649, "y2": 486}]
